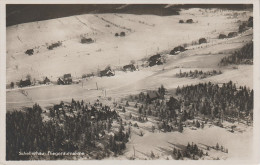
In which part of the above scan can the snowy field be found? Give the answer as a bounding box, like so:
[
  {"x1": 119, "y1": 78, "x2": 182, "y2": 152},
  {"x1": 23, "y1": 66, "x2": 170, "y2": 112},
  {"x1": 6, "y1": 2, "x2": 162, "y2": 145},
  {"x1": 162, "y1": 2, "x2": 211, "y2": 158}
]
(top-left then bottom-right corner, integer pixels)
[
  {"x1": 7, "y1": 8, "x2": 251, "y2": 82},
  {"x1": 6, "y1": 7, "x2": 253, "y2": 160}
]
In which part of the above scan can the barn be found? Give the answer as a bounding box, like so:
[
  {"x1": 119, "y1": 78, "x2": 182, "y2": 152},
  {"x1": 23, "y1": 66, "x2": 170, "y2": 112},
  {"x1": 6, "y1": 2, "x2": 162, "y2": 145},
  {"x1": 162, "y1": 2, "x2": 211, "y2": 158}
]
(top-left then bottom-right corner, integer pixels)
[
  {"x1": 100, "y1": 67, "x2": 114, "y2": 77},
  {"x1": 43, "y1": 77, "x2": 51, "y2": 84},
  {"x1": 179, "y1": 20, "x2": 184, "y2": 23},
  {"x1": 146, "y1": 91, "x2": 160, "y2": 103},
  {"x1": 148, "y1": 54, "x2": 163, "y2": 67},
  {"x1": 19, "y1": 79, "x2": 31, "y2": 88},
  {"x1": 123, "y1": 64, "x2": 136, "y2": 72},
  {"x1": 63, "y1": 74, "x2": 72, "y2": 84},
  {"x1": 25, "y1": 49, "x2": 34, "y2": 55},
  {"x1": 170, "y1": 46, "x2": 186, "y2": 55},
  {"x1": 120, "y1": 32, "x2": 126, "y2": 37},
  {"x1": 219, "y1": 34, "x2": 227, "y2": 39},
  {"x1": 57, "y1": 78, "x2": 65, "y2": 85},
  {"x1": 228, "y1": 32, "x2": 238, "y2": 38},
  {"x1": 199, "y1": 38, "x2": 207, "y2": 44},
  {"x1": 81, "y1": 37, "x2": 94, "y2": 44},
  {"x1": 186, "y1": 19, "x2": 193, "y2": 23}
]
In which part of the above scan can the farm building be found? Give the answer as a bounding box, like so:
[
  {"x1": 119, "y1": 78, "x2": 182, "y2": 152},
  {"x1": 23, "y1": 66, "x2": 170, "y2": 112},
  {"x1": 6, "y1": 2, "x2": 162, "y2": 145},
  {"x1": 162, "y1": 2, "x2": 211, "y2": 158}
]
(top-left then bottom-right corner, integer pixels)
[
  {"x1": 170, "y1": 46, "x2": 186, "y2": 55},
  {"x1": 43, "y1": 77, "x2": 51, "y2": 84},
  {"x1": 25, "y1": 49, "x2": 34, "y2": 55},
  {"x1": 120, "y1": 32, "x2": 126, "y2": 37},
  {"x1": 166, "y1": 96, "x2": 180, "y2": 111},
  {"x1": 81, "y1": 37, "x2": 94, "y2": 44},
  {"x1": 123, "y1": 64, "x2": 136, "y2": 72},
  {"x1": 179, "y1": 20, "x2": 184, "y2": 23},
  {"x1": 199, "y1": 38, "x2": 207, "y2": 44},
  {"x1": 18, "y1": 79, "x2": 31, "y2": 88},
  {"x1": 57, "y1": 78, "x2": 64, "y2": 85},
  {"x1": 148, "y1": 54, "x2": 163, "y2": 67},
  {"x1": 228, "y1": 32, "x2": 238, "y2": 38},
  {"x1": 57, "y1": 74, "x2": 72, "y2": 85},
  {"x1": 219, "y1": 34, "x2": 227, "y2": 39},
  {"x1": 186, "y1": 19, "x2": 193, "y2": 23},
  {"x1": 100, "y1": 67, "x2": 114, "y2": 77},
  {"x1": 146, "y1": 91, "x2": 160, "y2": 103},
  {"x1": 239, "y1": 23, "x2": 247, "y2": 33},
  {"x1": 47, "y1": 41, "x2": 62, "y2": 50},
  {"x1": 63, "y1": 74, "x2": 72, "y2": 84}
]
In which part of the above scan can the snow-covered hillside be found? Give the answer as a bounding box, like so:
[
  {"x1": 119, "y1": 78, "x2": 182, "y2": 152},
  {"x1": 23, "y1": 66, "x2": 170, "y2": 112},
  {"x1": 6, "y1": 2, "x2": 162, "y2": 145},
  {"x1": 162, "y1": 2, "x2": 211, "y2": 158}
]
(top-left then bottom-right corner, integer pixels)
[{"x1": 7, "y1": 8, "x2": 251, "y2": 83}]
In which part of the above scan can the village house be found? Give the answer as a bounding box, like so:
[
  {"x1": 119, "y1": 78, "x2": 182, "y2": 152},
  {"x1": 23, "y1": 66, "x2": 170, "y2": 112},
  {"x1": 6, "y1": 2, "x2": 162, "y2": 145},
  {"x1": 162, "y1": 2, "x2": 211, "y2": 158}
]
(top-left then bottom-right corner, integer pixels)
[
  {"x1": 123, "y1": 64, "x2": 136, "y2": 72},
  {"x1": 228, "y1": 32, "x2": 238, "y2": 38},
  {"x1": 186, "y1": 19, "x2": 194, "y2": 23},
  {"x1": 81, "y1": 37, "x2": 94, "y2": 44},
  {"x1": 199, "y1": 38, "x2": 207, "y2": 44},
  {"x1": 25, "y1": 49, "x2": 34, "y2": 55},
  {"x1": 170, "y1": 46, "x2": 186, "y2": 55},
  {"x1": 63, "y1": 74, "x2": 72, "y2": 84},
  {"x1": 43, "y1": 77, "x2": 51, "y2": 84},
  {"x1": 18, "y1": 79, "x2": 31, "y2": 88},
  {"x1": 146, "y1": 91, "x2": 160, "y2": 103},
  {"x1": 179, "y1": 20, "x2": 184, "y2": 23},
  {"x1": 57, "y1": 74, "x2": 72, "y2": 85},
  {"x1": 219, "y1": 34, "x2": 227, "y2": 39},
  {"x1": 100, "y1": 67, "x2": 114, "y2": 77},
  {"x1": 120, "y1": 32, "x2": 126, "y2": 37},
  {"x1": 148, "y1": 54, "x2": 163, "y2": 67}
]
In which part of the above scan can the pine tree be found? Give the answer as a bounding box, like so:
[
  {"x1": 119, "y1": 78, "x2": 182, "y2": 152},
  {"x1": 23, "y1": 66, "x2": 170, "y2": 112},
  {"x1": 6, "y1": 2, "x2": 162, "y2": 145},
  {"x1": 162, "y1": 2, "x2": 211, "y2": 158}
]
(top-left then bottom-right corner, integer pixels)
[
  {"x1": 178, "y1": 122, "x2": 183, "y2": 133},
  {"x1": 126, "y1": 101, "x2": 129, "y2": 107},
  {"x1": 151, "y1": 151, "x2": 155, "y2": 159},
  {"x1": 216, "y1": 143, "x2": 219, "y2": 150}
]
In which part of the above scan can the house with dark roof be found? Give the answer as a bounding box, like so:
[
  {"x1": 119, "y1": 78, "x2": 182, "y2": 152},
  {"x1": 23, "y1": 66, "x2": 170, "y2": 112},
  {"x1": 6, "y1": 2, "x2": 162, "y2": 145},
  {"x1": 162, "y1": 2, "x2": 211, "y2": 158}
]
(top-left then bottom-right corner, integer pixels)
[
  {"x1": 146, "y1": 91, "x2": 160, "y2": 103},
  {"x1": 63, "y1": 74, "x2": 72, "y2": 84},
  {"x1": 57, "y1": 78, "x2": 65, "y2": 85},
  {"x1": 19, "y1": 79, "x2": 31, "y2": 88},
  {"x1": 100, "y1": 67, "x2": 114, "y2": 77},
  {"x1": 199, "y1": 38, "x2": 207, "y2": 44},
  {"x1": 43, "y1": 77, "x2": 51, "y2": 84},
  {"x1": 81, "y1": 37, "x2": 94, "y2": 44},
  {"x1": 228, "y1": 32, "x2": 238, "y2": 38},
  {"x1": 25, "y1": 49, "x2": 34, "y2": 55},
  {"x1": 186, "y1": 19, "x2": 193, "y2": 23},
  {"x1": 57, "y1": 74, "x2": 72, "y2": 85},
  {"x1": 148, "y1": 54, "x2": 163, "y2": 67},
  {"x1": 170, "y1": 46, "x2": 186, "y2": 55},
  {"x1": 123, "y1": 64, "x2": 136, "y2": 72}
]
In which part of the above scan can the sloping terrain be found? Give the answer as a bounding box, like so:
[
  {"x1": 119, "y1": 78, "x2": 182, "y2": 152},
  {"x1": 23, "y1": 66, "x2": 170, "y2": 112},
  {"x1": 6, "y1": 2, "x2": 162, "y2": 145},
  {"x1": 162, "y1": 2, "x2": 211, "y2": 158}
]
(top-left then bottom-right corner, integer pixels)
[
  {"x1": 7, "y1": 4, "x2": 252, "y2": 26},
  {"x1": 7, "y1": 8, "x2": 251, "y2": 83},
  {"x1": 6, "y1": 7, "x2": 254, "y2": 160}
]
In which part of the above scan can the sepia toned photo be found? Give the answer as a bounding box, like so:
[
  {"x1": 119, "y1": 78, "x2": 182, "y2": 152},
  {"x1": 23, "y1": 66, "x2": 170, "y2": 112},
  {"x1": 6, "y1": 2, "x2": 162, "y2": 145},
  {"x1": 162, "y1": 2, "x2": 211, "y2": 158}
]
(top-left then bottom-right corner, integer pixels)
[{"x1": 5, "y1": 3, "x2": 256, "y2": 161}]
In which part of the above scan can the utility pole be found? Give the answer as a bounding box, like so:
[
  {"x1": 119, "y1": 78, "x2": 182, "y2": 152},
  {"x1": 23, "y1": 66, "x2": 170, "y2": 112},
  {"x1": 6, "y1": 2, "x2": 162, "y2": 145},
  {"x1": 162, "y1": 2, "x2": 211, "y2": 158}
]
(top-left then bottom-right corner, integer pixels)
[
  {"x1": 133, "y1": 146, "x2": 135, "y2": 159},
  {"x1": 82, "y1": 78, "x2": 85, "y2": 88},
  {"x1": 96, "y1": 82, "x2": 98, "y2": 90}
]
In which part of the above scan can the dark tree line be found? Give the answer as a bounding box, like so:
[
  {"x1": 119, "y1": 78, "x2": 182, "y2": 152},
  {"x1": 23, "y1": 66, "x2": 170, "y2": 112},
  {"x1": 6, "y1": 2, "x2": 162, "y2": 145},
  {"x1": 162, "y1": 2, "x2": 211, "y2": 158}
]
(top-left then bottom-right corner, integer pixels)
[
  {"x1": 176, "y1": 81, "x2": 253, "y2": 121},
  {"x1": 6, "y1": 99, "x2": 129, "y2": 160},
  {"x1": 176, "y1": 70, "x2": 222, "y2": 79},
  {"x1": 47, "y1": 41, "x2": 62, "y2": 50},
  {"x1": 124, "y1": 81, "x2": 253, "y2": 133},
  {"x1": 173, "y1": 142, "x2": 204, "y2": 160},
  {"x1": 219, "y1": 42, "x2": 253, "y2": 66}
]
